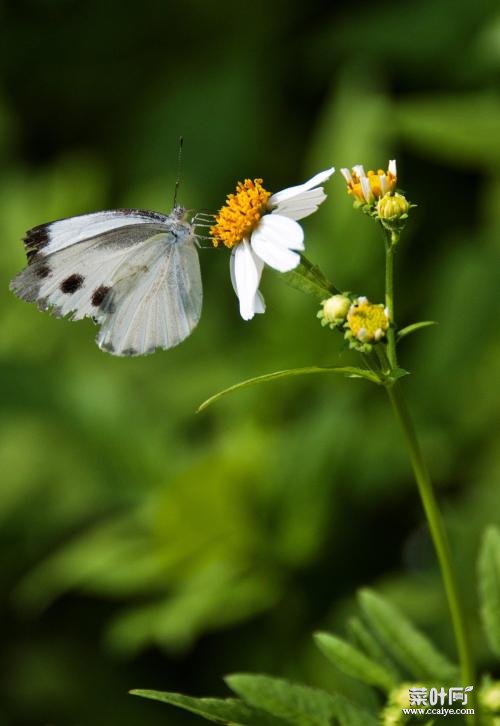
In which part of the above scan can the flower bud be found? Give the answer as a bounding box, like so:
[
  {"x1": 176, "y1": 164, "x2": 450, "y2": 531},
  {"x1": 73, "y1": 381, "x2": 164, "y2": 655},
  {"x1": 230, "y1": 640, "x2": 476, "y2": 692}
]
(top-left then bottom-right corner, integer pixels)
[
  {"x1": 381, "y1": 683, "x2": 427, "y2": 726},
  {"x1": 377, "y1": 192, "x2": 410, "y2": 221},
  {"x1": 344, "y1": 297, "x2": 389, "y2": 351},
  {"x1": 481, "y1": 681, "x2": 500, "y2": 713},
  {"x1": 320, "y1": 294, "x2": 351, "y2": 325}
]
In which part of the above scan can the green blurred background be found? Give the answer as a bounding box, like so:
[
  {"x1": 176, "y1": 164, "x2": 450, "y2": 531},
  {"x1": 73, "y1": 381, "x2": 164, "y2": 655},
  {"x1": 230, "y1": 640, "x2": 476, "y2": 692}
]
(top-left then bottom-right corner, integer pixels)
[{"x1": 1, "y1": 0, "x2": 500, "y2": 723}]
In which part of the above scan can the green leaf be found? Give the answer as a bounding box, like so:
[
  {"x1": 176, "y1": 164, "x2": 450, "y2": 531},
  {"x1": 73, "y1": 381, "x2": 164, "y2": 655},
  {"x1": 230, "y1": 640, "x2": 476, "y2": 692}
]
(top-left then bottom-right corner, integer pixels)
[
  {"x1": 197, "y1": 367, "x2": 382, "y2": 412},
  {"x1": 478, "y1": 526, "x2": 500, "y2": 658},
  {"x1": 281, "y1": 254, "x2": 338, "y2": 301},
  {"x1": 130, "y1": 690, "x2": 291, "y2": 725},
  {"x1": 347, "y1": 617, "x2": 401, "y2": 682},
  {"x1": 358, "y1": 590, "x2": 458, "y2": 682},
  {"x1": 330, "y1": 694, "x2": 379, "y2": 726},
  {"x1": 314, "y1": 631, "x2": 396, "y2": 692},
  {"x1": 225, "y1": 674, "x2": 336, "y2": 726},
  {"x1": 394, "y1": 94, "x2": 500, "y2": 168},
  {"x1": 397, "y1": 321, "x2": 437, "y2": 341},
  {"x1": 387, "y1": 367, "x2": 410, "y2": 382}
]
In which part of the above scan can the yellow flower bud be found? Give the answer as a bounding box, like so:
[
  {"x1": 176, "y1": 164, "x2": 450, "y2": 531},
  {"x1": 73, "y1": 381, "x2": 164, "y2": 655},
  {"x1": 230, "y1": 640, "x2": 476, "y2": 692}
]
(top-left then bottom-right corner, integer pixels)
[
  {"x1": 347, "y1": 297, "x2": 389, "y2": 343},
  {"x1": 377, "y1": 192, "x2": 410, "y2": 221},
  {"x1": 481, "y1": 681, "x2": 500, "y2": 713},
  {"x1": 320, "y1": 294, "x2": 351, "y2": 324}
]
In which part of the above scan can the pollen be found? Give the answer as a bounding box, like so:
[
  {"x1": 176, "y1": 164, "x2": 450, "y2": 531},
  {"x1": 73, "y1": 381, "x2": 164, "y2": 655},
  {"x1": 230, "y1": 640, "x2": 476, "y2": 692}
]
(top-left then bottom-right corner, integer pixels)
[
  {"x1": 347, "y1": 298, "x2": 389, "y2": 342},
  {"x1": 210, "y1": 179, "x2": 271, "y2": 248}
]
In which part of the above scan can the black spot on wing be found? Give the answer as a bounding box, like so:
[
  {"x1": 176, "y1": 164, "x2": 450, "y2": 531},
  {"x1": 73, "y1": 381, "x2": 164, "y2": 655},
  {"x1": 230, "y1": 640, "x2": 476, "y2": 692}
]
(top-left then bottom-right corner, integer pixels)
[
  {"x1": 24, "y1": 225, "x2": 50, "y2": 261},
  {"x1": 99, "y1": 339, "x2": 115, "y2": 353},
  {"x1": 61, "y1": 274, "x2": 84, "y2": 293},
  {"x1": 36, "y1": 264, "x2": 51, "y2": 279},
  {"x1": 120, "y1": 345, "x2": 157, "y2": 357},
  {"x1": 91, "y1": 285, "x2": 111, "y2": 307}
]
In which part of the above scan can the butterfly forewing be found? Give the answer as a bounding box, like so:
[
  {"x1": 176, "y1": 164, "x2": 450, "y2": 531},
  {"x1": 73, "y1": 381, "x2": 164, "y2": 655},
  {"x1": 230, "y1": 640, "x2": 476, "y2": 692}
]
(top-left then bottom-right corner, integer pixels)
[
  {"x1": 23, "y1": 208, "x2": 172, "y2": 259},
  {"x1": 10, "y1": 208, "x2": 202, "y2": 356}
]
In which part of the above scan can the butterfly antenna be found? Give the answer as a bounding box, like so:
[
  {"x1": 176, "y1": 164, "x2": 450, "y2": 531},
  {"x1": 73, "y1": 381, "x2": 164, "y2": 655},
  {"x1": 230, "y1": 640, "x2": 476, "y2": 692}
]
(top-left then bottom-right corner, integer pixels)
[{"x1": 173, "y1": 136, "x2": 184, "y2": 209}]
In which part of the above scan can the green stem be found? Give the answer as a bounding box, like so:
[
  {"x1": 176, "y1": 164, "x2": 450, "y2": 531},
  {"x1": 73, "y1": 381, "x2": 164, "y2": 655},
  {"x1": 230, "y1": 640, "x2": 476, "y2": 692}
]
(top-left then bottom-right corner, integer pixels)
[
  {"x1": 386, "y1": 383, "x2": 476, "y2": 714},
  {"x1": 382, "y1": 231, "x2": 476, "y2": 720},
  {"x1": 384, "y1": 241, "x2": 397, "y2": 368}
]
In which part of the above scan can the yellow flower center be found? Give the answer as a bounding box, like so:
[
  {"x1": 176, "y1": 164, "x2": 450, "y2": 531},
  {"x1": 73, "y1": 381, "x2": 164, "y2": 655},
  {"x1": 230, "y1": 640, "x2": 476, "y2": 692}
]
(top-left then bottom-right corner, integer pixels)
[
  {"x1": 210, "y1": 179, "x2": 271, "y2": 248},
  {"x1": 347, "y1": 299, "x2": 389, "y2": 342},
  {"x1": 347, "y1": 167, "x2": 397, "y2": 202}
]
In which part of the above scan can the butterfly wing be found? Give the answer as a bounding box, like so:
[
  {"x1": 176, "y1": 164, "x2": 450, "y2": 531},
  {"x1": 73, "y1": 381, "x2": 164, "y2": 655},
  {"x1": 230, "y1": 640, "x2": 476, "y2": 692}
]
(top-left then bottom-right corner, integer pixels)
[
  {"x1": 10, "y1": 209, "x2": 202, "y2": 356},
  {"x1": 11, "y1": 214, "x2": 171, "y2": 322},
  {"x1": 23, "y1": 208, "x2": 172, "y2": 259},
  {"x1": 96, "y1": 233, "x2": 202, "y2": 356}
]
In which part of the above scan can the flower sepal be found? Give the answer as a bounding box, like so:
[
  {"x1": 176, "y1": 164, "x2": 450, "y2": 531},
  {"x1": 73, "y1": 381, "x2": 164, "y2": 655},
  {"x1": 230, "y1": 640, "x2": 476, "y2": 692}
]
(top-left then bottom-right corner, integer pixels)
[{"x1": 352, "y1": 199, "x2": 375, "y2": 217}]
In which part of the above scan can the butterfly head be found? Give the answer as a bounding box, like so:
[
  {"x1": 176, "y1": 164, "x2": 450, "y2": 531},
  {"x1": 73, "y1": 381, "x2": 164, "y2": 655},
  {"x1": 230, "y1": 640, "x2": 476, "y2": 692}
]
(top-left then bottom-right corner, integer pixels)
[
  {"x1": 170, "y1": 205, "x2": 190, "y2": 223},
  {"x1": 167, "y1": 206, "x2": 196, "y2": 244}
]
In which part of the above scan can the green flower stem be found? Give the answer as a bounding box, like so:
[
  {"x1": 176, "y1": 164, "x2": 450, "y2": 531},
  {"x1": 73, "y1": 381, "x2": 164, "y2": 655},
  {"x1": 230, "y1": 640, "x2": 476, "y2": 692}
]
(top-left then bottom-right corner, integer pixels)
[
  {"x1": 386, "y1": 383, "x2": 475, "y2": 690},
  {"x1": 384, "y1": 241, "x2": 397, "y2": 368},
  {"x1": 383, "y1": 235, "x2": 476, "y2": 719}
]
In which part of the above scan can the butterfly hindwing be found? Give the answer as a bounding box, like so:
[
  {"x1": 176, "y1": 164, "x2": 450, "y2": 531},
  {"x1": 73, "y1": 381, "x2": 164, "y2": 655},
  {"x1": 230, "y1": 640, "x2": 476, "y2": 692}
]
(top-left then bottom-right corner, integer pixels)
[{"x1": 96, "y1": 234, "x2": 202, "y2": 356}]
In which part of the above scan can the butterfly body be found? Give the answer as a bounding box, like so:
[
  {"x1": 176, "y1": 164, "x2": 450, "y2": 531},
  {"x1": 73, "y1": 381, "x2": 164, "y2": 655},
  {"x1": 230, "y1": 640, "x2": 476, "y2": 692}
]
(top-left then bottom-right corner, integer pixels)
[{"x1": 10, "y1": 206, "x2": 202, "y2": 356}]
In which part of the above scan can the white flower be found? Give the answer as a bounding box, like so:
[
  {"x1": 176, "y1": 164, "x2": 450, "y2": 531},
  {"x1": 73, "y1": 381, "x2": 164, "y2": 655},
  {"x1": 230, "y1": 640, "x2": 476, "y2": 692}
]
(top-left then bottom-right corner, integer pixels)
[
  {"x1": 210, "y1": 169, "x2": 335, "y2": 320},
  {"x1": 340, "y1": 160, "x2": 397, "y2": 204}
]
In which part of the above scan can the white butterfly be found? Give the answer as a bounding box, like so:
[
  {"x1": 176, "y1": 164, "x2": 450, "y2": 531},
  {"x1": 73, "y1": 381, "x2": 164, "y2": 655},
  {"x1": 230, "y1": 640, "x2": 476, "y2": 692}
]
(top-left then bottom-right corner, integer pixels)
[{"x1": 10, "y1": 206, "x2": 203, "y2": 356}]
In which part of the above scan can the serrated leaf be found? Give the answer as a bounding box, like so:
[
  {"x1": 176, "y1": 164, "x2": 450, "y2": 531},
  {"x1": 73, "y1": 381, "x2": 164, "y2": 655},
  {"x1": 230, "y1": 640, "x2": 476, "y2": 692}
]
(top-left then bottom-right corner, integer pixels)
[
  {"x1": 478, "y1": 526, "x2": 500, "y2": 658},
  {"x1": 330, "y1": 694, "x2": 379, "y2": 726},
  {"x1": 347, "y1": 617, "x2": 401, "y2": 682},
  {"x1": 282, "y1": 255, "x2": 338, "y2": 301},
  {"x1": 397, "y1": 321, "x2": 437, "y2": 340},
  {"x1": 358, "y1": 590, "x2": 458, "y2": 682},
  {"x1": 314, "y1": 631, "x2": 396, "y2": 692},
  {"x1": 130, "y1": 690, "x2": 291, "y2": 725},
  {"x1": 197, "y1": 367, "x2": 381, "y2": 412},
  {"x1": 225, "y1": 674, "x2": 336, "y2": 726}
]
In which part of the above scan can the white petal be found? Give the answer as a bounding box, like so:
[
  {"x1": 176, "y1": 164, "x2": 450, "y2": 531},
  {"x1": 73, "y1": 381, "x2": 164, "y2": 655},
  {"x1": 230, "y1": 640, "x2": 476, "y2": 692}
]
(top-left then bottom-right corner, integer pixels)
[
  {"x1": 254, "y1": 289, "x2": 266, "y2": 314},
  {"x1": 360, "y1": 177, "x2": 374, "y2": 203},
  {"x1": 231, "y1": 240, "x2": 264, "y2": 321},
  {"x1": 251, "y1": 215, "x2": 303, "y2": 272},
  {"x1": 340, "y1": 168, "x2": 353, "y2": 184},
  {"x1": 271, "y1": 187, "x2": 327, "y2": 220},
  {"x1": 352, "y1": 164, "x2": 365, "y2": 177},
  {"x1": 268, "y1": 167, "x2": 334, "y2": 207},
  {"x1": 388, "y1": 159, "x2": 397, "y2": 177},
  {"x1": 379, "y1": 174, "x2": 388, "y2": 195}
]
